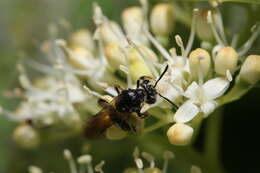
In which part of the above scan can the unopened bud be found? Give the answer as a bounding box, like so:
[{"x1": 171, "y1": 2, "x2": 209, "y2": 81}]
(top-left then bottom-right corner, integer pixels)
[
  {"x1": 150, "y1": 3, "x2": 174, "y2": 36},
  {"x1": 127, "y1": 46, "x2": 158, "y2": 63},
  {"x1": 189, "y1": 48, "x2": 211, "y2": 80},
  {"x1": 196, "y1": 9, "x2": 215, "y2": 41},
  {"x1": 130, "y1": 60, "x2": 152, "y2": 81},
  {"x1": 99, "y1": 21, "x2": 124, "y2": 45},
  {"x1": 106, "y1": 125, "x2": 127, "y2": 140},
  {"x1": 239, "y1": 55, "x2": 260, "y2": 85},
  {"x1": 28, "y1": 166, "x2": 43, "y2": 173},
  {"x1": 144, "y1": 168, "x2": 163, "y2": 173},
  {"x1": 122, "y1": 7, "x2": 143, "y2": 36},
  {"x1": 13, "y1": 124, "x2": 40, "y2": 148},
  {"x1": 214, "y1": 47, "x2": 238, "y2": 75},
  {"x1": 68, "y1": 47, "x2": 95, "y2": 70},
  {"x1": 123, "y1": 168, "x2": 139, "y2": 173},
  {"x1": 104, "y1": 42, "x2": 126, "y2": 69},
  {"x1": 68, "y1": 29, "x2": 95, "y2": 52},
  {"x1": 167, "y1": 123, "x2": 193, "y2": 146}
]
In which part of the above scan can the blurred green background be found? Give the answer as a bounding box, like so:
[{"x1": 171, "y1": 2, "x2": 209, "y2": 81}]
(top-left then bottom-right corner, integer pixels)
[{"x1": 0, "y1": 0, "x2": 260, "y2": 172}]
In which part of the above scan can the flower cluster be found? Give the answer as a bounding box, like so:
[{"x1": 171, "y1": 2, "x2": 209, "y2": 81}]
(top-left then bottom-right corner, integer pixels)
[
  {"x1": 28, "y1": 148, "x2": 202, "y2": 173},
  {"x1": 0, "y1": 0, "x2": 260, "y2": 148}
]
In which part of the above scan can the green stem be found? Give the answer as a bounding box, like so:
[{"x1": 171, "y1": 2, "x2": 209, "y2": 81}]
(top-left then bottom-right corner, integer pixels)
[
  {"x1": 142, "y1": 120, "x2": 171, "y2": 134},
  {"x1": 203, "y1": 107, "x2": 226, "y2": 173}
]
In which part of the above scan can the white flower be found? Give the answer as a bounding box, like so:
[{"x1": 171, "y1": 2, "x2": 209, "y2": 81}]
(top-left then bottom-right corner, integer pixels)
[{"x1": 174, "y1": 71, "x2": 232, "y2": 123}]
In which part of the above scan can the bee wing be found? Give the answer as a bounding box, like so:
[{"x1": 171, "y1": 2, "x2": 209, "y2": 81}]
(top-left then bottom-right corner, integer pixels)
[{"x1": 84, "y1": 108, "x2": 114, "y2": 139}]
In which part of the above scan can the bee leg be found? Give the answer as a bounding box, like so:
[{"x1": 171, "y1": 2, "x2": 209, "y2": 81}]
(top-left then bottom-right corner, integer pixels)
[
  {"x1": 115, "y1": 120, "x2": 131, "y2": 131},
  {"x1": 98, "y1": 98, "x2": 110, "y2": 108},
  {"x1": 135, "y1": 109, "x2": 149, "y2": 119},
  {"x1": 114, "y1": 85, "x2": 123, "y2": 95}
]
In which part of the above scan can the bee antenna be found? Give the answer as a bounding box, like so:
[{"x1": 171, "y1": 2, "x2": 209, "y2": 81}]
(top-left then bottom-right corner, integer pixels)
[
  {"x1": 158, "y1": 93, "x2": 178, "y2": 111},
  {"x1": 153, "y1": 65, "x2": 169, "y2": 88}
]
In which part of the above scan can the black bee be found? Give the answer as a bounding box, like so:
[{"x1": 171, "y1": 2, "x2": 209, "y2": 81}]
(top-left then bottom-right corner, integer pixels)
[{"x1": 84, "y1": 65, "x2": 177, "y2": 138}]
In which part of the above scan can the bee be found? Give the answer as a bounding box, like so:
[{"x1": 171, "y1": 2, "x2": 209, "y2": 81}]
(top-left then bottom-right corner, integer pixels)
[{"x1": 84, "y1": 65, "x2": 177, "y2": 138}]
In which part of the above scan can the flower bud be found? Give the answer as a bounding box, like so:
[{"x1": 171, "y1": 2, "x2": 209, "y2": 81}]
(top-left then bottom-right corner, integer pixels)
[
  {"x1": 106, "y1": 125, "x2": 127, "y2": 140},
  {"x1": 214, "y1": 47, "x2": 238, "y2": 75},
  {"x1": 130, "y1": 60, "x2": 152, "y2": 81},
  {"x1": 68, "y1": 47, "x2": 95, "y2": 70},
  {"x1": 104, "y1": 42, "x2": 126, "y2": 69},
  {"x1": 122, "y1": 7, "x2": 143, "y2": 36},
  {"x1": 68, "y1": 29, "x2": 95, "y2": 52},
  {"x1": 122, "y1": 7, "x2": 148, "y2": 45},
  {"x1": 167, "y1": 123, "x2": 193, "y2": 146},
  {"x1": 123, "y1": 168, "x2": 138, "y2": 173},
  {"x1": 28, "y1": 166, "x2": 43, "y2": 173},
  {"x1": 99, "y1": 21, "x2": 124, "y2": 45},
  {"x1": 127, "y1": 46, "x2": 157, "y2": 81},
  {"x1": 239, "y1": 55, "x2": 260, "y2": 85},
  {"x1": 144, "y1": 168, "x2": 163, "y2": 173},
  {"x1": 150, "y1": 3, "x2": 174, "y2": 36},
  {"x1": 127, "y1": 46, "x2": 158, "y2": 63},
  {"x1": 196, "y1": 9, "x2": 215, "y2": 41},
  {"x1": 13, "y1": 124, "x2": 40, "y2": 148},
  {"x1": 189, "y1": 48, "x2": 211, "y2": 80}
]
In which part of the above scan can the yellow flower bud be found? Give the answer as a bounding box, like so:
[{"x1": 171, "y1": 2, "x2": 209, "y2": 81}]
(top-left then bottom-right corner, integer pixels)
[
  {"x1": 99, "y1": 21, "x2": 124, "y2": 45},
  {"x1": 123, "y1": 168, "x2": 139, "y2": 173},
  {"x1": 105, "y1": 125, "x2": 127, "y2": 140},
  {"x1": 122, "y1": 7, "x2": 143, "y2": 36},
  {"x1": 214, "y1": 47, "x2": 238, "y2": 75},
  {"x1": 13, "y1": 124, "x2": 40, "y2": 148},
  {"x1": 239, "y1": 55, "x2": 260, "y2": 85},
  {"x1": 68, "y1": 29, "x2": 95, "y2": 52},
  {"x1": 150, "y1": 3, "x2": 174, "y2": 36},
  {"x1": 196, "y1": 9, "x2": 215, "y2": 41},
  {"x1": 144, "y1": 168, "x2": 163, "y2": 173},
  {"x1": 130, "y1": 60, "x2": 152, "y2": 81},
  {"x1": 127, "y1": 46, "x2": 158, "y2": 63},
  {"x1": 189, "y1": 48, "x2": 211, "y2": 80},
  {"x1": 68, "y1": 47, "x2": 95, "y2": 70},
  {"x1": 167, "y1": 123, "x2": 193, "y2": 146},
  {"x1": 104, "y1": 42, "x2": 126, "y2": 69}
]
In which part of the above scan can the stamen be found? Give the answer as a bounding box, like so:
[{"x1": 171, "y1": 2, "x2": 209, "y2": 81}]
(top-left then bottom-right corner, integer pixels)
[
  {"x1": 231, "y1": 34, "x2": 239, "y2": 49},
  {"x1": 142, "y1": 152, "x2": 155, "y2": 168},
  {"x1": 133, "y1": 146, "x2": 140, "y2": 159},
  {"x1": 63, "y1": 149, "x2": 78, "y2": 173},
  {"x1": 175, "y1": 35, "x2": 185, "y2": 57},
  {"x1": 184, "y1": 9, "x2": 199, "y2": 57},
  {"x1": 163, "y1": 151, "x2": 174, "y2": 173},
  {"x1": 135, "y1": 158, "x2": 144, "y2": 173},
  {"x1": 95, "y1": 160, "x2": 105, "y2": 173},
  {"x1": 83, "y1": 85, "x2": 103, "y2": 99},
  {"x1": 144, "y1": 30, "x2": 172, "y2": 61},
  {"x1": 214, "y1": 8, "x2": 228, "y2": 45},
  {"x1": 238, "y1": 23, "x2": 260, "y2": 57},
  {"x1": 127, "y1": 38, "x2": 159, "y2": 78},
  {"x1": 78, "y1": 155, "x2": 93, "y2": 173},
  {"x1": 96, "y1": 82, "x2": 118, "y2": 96},
  {"x1": 17, "y1": 64, "x2": 31, "y2": 89},
  {"x1": 207, "y1": 11, "x2": 225, "y2": 46},
  {"x1": 226, "y1": 70, "x2": 233, "y2": 82}
]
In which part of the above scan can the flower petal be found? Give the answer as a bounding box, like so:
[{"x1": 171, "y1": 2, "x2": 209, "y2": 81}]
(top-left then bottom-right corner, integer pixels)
[
  {"x1": 202, "y1": 77, "x2": 230, "y2": 99},
  {"x1": 184, "y1": 82, "x2": 199, "y2": 99},
  {"x1": 174, "y1": 101, "x2": 200, "y2": 123},
  {"x1": 200, "y1": 100, "x2": 217, "y2": 117}
]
